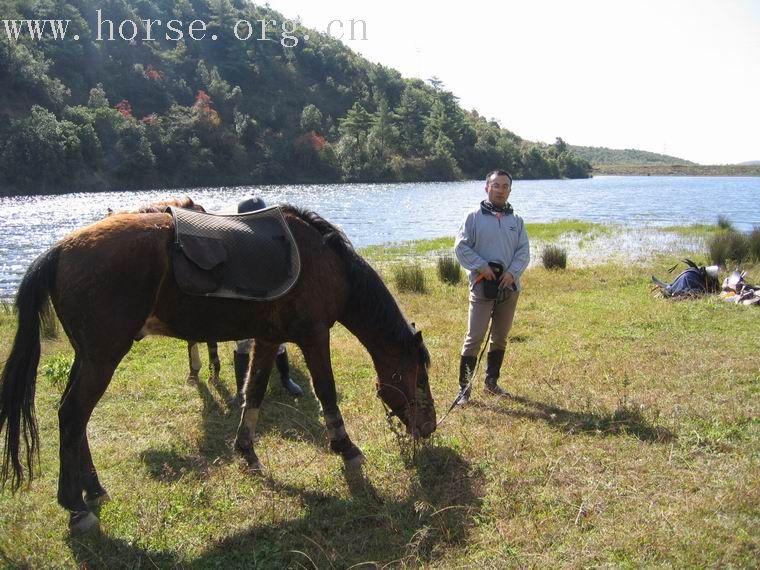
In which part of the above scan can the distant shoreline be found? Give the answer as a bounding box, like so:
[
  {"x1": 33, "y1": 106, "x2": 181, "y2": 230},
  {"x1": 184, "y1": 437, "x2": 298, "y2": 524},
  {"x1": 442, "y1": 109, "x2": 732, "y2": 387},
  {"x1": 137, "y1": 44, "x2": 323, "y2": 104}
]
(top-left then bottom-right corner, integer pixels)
[{"x1": 591, "y1": 164, "x2": 760, "y2": 177}]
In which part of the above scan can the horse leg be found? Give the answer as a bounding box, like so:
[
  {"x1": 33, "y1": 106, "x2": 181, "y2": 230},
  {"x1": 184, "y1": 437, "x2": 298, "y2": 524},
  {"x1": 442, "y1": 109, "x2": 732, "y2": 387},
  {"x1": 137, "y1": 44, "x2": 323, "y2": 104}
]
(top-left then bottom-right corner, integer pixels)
[
  {"x1": 187, "y1": 342, "x2": 201, "y2": 385},
  {"x1": 207, "y1": 342, "x2": 221, "y2": 385},
  {"x1": 299, "y1": 329, "x2": 365, "y2": 467},
  {"x1": 61, "y1": 358, "x2": 108, "y2": 506},
  {"x1": 234, "y1": 340, "x2": 278, "y2": 470},
  {"x1": 58, "y1": 355, "x2": 121, "y2": 534},
  {"x1": 81, "y1": 433, "x2": 109, "y2": 507}
]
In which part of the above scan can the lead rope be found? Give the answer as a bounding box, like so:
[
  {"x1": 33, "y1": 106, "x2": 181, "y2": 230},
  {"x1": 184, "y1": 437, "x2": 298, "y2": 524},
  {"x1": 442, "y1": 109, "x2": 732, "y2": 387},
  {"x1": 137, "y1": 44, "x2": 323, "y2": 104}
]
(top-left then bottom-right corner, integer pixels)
[
  {"x1": 377, "y1": 293, "x2": 501, "y2": 434},
  {"x1": 436, "y1": 298, "x2": 498, "y2": 428}
]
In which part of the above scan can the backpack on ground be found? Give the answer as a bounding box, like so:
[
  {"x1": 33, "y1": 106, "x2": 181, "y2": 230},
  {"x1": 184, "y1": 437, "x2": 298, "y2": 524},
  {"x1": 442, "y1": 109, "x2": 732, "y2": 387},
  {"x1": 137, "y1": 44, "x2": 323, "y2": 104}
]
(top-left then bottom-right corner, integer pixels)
[{"x1": 651, "y1": 259, "x2": 720, "y2": 298}]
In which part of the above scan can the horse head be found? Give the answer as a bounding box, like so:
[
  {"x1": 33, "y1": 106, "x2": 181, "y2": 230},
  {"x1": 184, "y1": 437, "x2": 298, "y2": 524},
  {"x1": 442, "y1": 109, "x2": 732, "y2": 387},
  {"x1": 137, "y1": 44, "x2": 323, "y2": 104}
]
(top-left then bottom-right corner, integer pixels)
[{"x1": 376, "y1": 328, "x2": 436, "y2": 439}]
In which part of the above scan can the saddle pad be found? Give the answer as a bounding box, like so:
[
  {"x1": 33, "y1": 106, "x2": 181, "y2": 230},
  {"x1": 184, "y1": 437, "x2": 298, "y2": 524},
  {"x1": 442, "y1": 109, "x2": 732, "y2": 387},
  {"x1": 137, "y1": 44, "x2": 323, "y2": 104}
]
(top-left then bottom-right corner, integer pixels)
[{"x1": 168, "y1": 205, "x2": 300, "y2": 300}]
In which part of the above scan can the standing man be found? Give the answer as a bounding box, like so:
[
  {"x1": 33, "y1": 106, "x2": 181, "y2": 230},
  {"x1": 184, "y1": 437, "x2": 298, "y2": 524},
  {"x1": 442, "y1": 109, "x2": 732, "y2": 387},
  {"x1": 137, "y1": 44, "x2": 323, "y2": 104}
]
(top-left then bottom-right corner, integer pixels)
[
  {"x1": 454, "y1": 169, "x2": 530, "y2": 404},
  {"x1": 232, "y1": 196, "x2": 304, "y2": 401}
]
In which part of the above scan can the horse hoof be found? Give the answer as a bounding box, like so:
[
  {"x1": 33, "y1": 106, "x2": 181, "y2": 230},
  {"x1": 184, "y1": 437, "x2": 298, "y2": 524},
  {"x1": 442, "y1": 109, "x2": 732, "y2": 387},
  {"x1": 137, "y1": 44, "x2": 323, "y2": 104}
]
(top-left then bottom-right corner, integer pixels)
[
  {"x1": 239, "y1": 455, "x2": 263, "y2": 473},
  {"x1": 235, "y1": 444, "x2": 263, "y2": 472},
  {"x1": 186, "y1": 373, "x2": 200, "y2": 386},
  {"x1": 85, "y1": 491, "x2": 111, "y2": 508},
  {"x1": 69, "y1": 511, "x2": 99, "y2": 535},
  {"x1": 343, "y1": 452, "x2": 366, "y2": 469}
]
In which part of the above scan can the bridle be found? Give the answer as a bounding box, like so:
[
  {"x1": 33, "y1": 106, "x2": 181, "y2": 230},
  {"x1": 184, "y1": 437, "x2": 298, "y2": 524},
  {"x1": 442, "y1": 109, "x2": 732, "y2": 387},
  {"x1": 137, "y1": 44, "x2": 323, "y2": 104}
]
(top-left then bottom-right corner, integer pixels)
[{"x1": 376, "y1": 351, "x2": 419, "y2": 425}]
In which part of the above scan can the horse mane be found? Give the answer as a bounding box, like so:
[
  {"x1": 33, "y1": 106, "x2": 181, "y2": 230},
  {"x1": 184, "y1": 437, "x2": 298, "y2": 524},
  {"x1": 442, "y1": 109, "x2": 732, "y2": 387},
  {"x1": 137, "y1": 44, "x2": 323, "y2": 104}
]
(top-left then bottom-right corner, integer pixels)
[
  {"x1": 282, "y1": 205, "x2": 429, "y2": 365},
  {"x1": 137, "y1": 196, "x2": 205, "y2": 213}
]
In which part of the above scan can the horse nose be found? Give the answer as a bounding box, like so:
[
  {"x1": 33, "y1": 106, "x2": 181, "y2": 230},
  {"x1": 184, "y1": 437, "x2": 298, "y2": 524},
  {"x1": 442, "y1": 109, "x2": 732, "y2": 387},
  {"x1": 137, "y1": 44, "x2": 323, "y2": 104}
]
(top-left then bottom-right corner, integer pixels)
[{"x1": 410, "y1": 421, "x2": 436, "y2": 439}]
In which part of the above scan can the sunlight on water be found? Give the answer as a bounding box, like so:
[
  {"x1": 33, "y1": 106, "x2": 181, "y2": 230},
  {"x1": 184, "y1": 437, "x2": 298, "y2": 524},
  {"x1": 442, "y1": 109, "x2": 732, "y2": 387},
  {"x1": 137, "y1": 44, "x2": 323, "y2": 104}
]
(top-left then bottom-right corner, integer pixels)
[{"x1": 1, "y1": 176, "x2": 758, "y2": 298}]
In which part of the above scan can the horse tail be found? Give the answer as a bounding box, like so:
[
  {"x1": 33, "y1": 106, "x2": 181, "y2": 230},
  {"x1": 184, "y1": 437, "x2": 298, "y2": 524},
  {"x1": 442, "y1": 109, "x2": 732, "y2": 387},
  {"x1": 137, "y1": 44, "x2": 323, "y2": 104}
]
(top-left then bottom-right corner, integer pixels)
[{"x1": 0, "y1": 246, "x2": 59, "y2": 490}]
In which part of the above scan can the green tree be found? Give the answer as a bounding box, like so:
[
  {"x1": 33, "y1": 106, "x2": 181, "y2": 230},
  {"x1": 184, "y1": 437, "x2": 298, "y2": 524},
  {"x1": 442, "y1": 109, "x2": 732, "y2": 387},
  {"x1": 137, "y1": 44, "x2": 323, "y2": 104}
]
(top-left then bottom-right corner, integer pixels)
[
  {"x1": 0, "y1": 106, "x2": 81, "y2": 191},
  {"x1": 395, "y1": 87, "x2": 428, "y2": 154},
  {"x1": 521, "y1": 145, "x2": 558, "y2": 179},
  {"x1": 369, "y1": 97, "x2": 397, "y2": 159},
  {"x1": 87, "y1": 84, "x2": 109, "y2": 109},
  {"x1": 338, "y1": 102, "x2": 373, "y2": 143},
  {"x1": 300, "y1": 104, "x2": 324, "y2": 133},
  {"x1": 423, "y1": 99, "x2": 448, "y2": 153},
  {"x1": 0, "y1": 43, "x2": 69, "y2": 109}
]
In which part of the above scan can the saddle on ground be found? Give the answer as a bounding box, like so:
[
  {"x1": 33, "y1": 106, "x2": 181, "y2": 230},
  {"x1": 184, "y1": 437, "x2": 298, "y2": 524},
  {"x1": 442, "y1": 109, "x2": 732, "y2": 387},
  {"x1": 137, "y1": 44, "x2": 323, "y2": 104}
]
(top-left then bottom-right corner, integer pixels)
[{"x1": 167, "y1": 205, "x2": 300, "y2": 300}]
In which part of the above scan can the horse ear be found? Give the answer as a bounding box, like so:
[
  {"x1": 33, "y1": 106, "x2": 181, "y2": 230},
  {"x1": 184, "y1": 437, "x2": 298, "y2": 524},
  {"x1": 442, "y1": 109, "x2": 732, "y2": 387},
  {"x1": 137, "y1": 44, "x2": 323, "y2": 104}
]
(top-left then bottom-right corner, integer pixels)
[
  {"x1": 414, "y1": 330, "x2": 423, "y2": 345},
  {"x1": 411, "y1": 322, "x2": 416, "y2": 330}
]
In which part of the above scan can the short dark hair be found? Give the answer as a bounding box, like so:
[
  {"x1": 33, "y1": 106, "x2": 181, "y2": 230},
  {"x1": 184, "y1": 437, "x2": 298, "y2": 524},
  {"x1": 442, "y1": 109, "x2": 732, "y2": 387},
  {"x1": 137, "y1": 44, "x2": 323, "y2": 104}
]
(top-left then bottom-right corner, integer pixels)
[
  {"x1": 238, "y1": 196, "x2": 267, "y2": 213},
  {"x1": 485, "y1": 169, "x2": 513, "y2": 184}
]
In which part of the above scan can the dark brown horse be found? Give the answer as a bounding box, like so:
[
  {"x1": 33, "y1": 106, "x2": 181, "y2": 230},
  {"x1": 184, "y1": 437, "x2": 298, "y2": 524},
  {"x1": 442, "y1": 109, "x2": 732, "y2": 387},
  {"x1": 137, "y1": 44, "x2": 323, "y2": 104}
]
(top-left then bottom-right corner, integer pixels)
[{"x1": 0, "y1": 205, "x2": 436, "y2": 533}]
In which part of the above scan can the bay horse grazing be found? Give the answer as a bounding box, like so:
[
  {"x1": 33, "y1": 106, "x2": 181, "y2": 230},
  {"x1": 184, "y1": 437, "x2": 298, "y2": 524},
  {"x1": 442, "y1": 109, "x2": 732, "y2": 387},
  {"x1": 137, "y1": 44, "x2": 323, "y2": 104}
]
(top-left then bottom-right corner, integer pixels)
[{"x1": 0, "y1": 204, "x2": 436, "y2": 533}]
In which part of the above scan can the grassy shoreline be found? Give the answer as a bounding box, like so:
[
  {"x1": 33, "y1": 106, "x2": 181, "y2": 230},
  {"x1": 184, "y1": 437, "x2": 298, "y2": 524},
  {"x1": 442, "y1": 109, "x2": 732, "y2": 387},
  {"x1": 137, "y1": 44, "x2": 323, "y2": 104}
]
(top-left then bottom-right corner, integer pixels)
[
  {"x1": 367, "y1": 220, "x2": 721, "y2": 270},
  {"x1": 591, "y1": 163, "x2": 760, "y2": 177},
  {"x1": 0, "y1": 222, "x2": 757, "y2": 567}
]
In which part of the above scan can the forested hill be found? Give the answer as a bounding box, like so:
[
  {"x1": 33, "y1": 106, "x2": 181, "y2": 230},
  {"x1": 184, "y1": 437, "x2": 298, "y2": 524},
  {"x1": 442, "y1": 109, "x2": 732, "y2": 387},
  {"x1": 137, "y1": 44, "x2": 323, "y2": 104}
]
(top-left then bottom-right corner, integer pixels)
[
  {"x1": 569, "y1": 145, "x2": 693, "y2": 166},
  {"x1": 0, "y1": 0, "x2": 590, "y2": 196}
]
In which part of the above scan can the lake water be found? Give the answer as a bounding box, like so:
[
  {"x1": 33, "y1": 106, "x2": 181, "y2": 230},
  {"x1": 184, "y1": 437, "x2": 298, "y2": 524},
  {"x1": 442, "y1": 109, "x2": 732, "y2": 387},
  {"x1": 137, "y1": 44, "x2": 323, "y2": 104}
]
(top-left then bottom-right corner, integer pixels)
[{"x1": 1, "y1": 175, "x2": 759, "y2": 299}]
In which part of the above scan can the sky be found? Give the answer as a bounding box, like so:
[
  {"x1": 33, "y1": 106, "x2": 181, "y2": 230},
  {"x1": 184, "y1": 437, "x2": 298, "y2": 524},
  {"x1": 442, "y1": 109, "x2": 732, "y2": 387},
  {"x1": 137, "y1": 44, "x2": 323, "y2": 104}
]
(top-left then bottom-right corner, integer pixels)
[{"x1": 270, "y1": 0, "x2": 760, "y2": 164}]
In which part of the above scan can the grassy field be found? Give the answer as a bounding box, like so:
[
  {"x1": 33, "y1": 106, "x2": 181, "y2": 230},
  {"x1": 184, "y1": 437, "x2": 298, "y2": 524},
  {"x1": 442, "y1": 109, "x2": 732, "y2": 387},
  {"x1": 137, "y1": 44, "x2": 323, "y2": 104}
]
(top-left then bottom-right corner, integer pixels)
[{"x1": 0, "y1": 223, "x2": 758, "y2": 568}]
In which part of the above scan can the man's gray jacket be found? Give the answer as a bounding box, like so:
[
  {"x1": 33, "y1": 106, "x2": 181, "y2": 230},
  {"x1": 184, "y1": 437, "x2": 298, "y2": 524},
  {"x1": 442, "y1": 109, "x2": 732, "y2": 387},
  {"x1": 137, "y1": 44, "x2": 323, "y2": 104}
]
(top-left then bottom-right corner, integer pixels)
[{"x1": 454, "y1": 204, "x2": 530, "y2": 292}]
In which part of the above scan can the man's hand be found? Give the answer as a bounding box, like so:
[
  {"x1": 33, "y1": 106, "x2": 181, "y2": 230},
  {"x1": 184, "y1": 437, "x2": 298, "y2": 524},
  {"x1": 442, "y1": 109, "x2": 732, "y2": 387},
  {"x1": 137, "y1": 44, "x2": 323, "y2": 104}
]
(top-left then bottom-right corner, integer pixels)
[
  {"x1": 499, "y1": 271, "x2": 515, "y2": 289},
  {"x1": 478, "y1": 264, "x2": 496, "y2": 281}
]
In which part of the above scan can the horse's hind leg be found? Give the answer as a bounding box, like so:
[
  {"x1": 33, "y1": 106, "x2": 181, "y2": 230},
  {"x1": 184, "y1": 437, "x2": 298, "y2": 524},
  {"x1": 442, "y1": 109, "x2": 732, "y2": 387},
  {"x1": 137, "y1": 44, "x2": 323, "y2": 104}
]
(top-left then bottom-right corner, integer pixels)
[
  {"x1": 81, "y1": 434, "x2": 109, "y2": 506},
  {"x1": 234, "y1": 340, "x2": 278, "y2": 470},
  {"x1": 58, "y1": 354, "x2": 123, "y2": 533},
  {"x1": 299, "y1": 329, "x2": 365, "y2": 467},
  {"x1": 60, "y1": 358, "x2": 107, "y2": 505}
]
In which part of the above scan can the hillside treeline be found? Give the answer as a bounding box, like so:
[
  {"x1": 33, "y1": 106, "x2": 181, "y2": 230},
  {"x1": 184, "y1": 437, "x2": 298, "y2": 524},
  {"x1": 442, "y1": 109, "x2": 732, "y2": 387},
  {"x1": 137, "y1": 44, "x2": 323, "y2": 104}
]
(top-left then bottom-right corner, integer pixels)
[
  {"x1": 570, "y1": 145, "x2": 693, "y2": 166},
  {"x1": 0, "y1": 0, "x2": 590, "y2": 195}
]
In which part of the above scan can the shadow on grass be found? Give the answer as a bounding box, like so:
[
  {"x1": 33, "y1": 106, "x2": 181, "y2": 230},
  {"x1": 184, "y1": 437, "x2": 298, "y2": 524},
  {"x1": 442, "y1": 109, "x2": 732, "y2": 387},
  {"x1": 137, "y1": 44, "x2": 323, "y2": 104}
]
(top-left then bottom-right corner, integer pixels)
[
  {"x1": 68, "y1": 445, "x2": 484, "y2": 568},
  {"x1": 470, "y1": 392, "x2": 675, "y2": 443},
  {"x1": 509, "y1": 334, "x2": 530, "y2": 343},
  {"x1": 140, "y1": 364, "x2": 325, "y2": 482}
]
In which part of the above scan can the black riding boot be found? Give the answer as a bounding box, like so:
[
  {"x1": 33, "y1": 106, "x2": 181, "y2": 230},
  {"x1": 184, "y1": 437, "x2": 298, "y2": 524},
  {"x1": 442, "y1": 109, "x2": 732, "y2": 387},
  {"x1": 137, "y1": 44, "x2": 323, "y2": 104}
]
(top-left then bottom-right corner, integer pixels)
[
  {"x1": 456, "y1": 355, "x2": 477, "y2": 405},
  {"x1": 233, "y1": 350, "x2": 250, "y2": 405},
  {"x1": 484, "y1": 350, "x2": 507, "y2": 396},
  {"x1": 276, "y1": 348, "x2": 304, "y2": 397}
]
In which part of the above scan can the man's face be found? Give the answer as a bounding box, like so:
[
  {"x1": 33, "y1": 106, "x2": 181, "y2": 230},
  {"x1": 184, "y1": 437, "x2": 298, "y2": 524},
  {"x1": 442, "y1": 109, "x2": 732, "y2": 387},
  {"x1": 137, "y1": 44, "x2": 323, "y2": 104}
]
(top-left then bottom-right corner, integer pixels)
[{"x1": 486, "y1": 174, "x2": 512, "y2": 207}]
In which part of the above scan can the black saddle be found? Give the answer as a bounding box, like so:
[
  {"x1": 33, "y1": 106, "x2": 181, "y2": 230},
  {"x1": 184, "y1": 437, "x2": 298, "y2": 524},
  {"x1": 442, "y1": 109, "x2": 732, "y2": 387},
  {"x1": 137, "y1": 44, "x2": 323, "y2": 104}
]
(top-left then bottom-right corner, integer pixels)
[{"x1": 167, "y1": 206, "x2": 300, "y2": 300}]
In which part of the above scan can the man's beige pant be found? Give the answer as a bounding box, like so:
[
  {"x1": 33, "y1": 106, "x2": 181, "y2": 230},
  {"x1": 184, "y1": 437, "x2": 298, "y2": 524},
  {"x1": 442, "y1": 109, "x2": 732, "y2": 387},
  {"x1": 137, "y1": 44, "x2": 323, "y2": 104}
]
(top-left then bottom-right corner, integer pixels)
[{"x1": 461, "y1": 288, "x2": 520, "y2": 357}]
